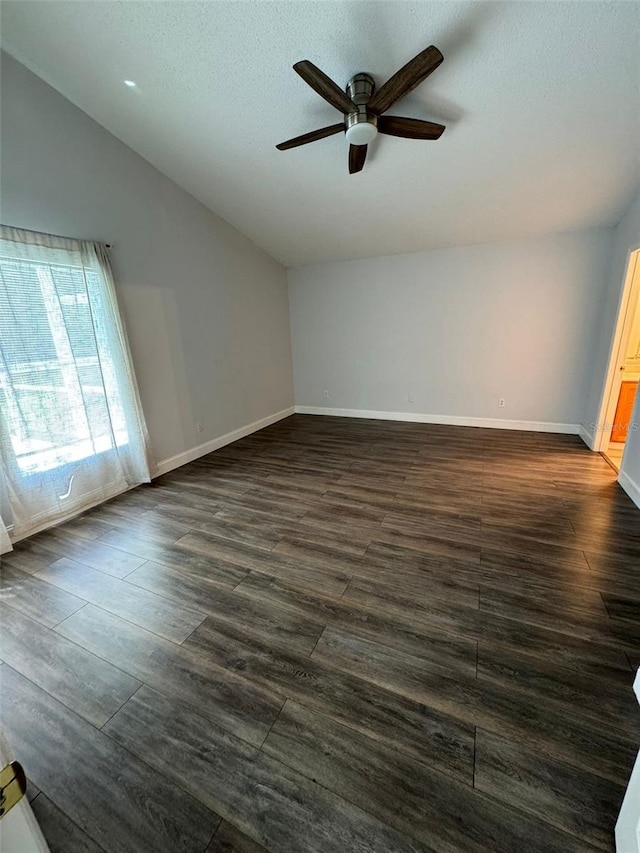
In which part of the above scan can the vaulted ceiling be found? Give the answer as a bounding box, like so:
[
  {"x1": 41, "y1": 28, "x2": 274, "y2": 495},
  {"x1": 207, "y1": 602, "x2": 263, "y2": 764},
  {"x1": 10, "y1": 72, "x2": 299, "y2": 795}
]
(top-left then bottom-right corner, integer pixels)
[{"x1": 2, "y1": 1, "x2": 639, "y2": 266}]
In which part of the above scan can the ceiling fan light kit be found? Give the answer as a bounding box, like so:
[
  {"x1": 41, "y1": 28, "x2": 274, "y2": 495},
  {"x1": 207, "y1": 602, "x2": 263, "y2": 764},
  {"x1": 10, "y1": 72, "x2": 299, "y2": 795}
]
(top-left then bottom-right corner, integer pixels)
[
  {"x1": 276, "y1": 46, "x2": 446, "y2": 174},
  {"x1": 345, "y1": 112, "x2": 378, "y2": 146}
]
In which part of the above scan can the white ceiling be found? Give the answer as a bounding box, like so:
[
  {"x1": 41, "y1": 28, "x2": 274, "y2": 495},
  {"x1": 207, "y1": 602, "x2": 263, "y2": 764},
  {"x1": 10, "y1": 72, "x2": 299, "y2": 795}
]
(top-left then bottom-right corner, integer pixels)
[{"x1": 1, "y1": 1, "x2": 639, "y2": 266}]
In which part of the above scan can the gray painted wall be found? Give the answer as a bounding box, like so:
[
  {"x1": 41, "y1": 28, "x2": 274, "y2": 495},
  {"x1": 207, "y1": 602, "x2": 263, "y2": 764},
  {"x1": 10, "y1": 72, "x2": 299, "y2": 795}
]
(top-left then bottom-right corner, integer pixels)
[
  {"x1": 0, "y1": 51, "x2": 294, "y2": 467},
  {"x1": 288, "y1": 229, "x2": 613, "y2": 428}
]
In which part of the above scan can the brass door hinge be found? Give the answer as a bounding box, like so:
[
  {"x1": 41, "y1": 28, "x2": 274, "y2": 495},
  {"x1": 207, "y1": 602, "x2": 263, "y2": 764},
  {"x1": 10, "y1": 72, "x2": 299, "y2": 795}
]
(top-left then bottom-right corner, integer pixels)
[{"x1": 0, "y1": 760, "x2": 26, "y2": 819}]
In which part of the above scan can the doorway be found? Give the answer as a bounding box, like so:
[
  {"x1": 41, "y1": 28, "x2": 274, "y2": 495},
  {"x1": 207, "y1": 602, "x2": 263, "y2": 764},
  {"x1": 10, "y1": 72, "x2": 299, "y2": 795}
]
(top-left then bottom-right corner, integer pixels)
[{"x1": 597, "y1": 249, "x2": 640, "y2": 472}]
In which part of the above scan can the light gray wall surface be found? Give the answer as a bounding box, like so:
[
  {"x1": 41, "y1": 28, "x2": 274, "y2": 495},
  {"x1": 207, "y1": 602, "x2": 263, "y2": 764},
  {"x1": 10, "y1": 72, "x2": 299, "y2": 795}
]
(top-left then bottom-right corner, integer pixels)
[
  {"x1": 0, "y1": 51, "x2": 294, "y2": 466},
  {"x1": 288, "y1": 229, "x2": 613, "y2": 428}
]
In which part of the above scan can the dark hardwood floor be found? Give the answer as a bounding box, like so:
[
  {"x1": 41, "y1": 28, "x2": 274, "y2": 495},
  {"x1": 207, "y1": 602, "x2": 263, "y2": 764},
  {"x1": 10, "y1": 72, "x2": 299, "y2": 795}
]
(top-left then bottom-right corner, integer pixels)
[{"x1": 1, "y1": 414, "x2": 639, "y2": 852}]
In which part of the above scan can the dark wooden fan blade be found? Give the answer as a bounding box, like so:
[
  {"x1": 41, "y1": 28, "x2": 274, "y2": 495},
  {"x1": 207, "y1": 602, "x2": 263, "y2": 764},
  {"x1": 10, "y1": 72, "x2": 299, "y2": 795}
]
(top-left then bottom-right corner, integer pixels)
[
  {"x1": 276, "y1": 124, "x2": 344, "y2": 150},
  {"x1": 349, "y1": 144, "x2": 367, "y2": 174},
  {"x1": 378, "y1": 116, "x2": 445, "y2": 140},
  {"x1": 368, "y1": 45, "x2": 443, "y2": 115},
  {"x1": 293, "y1": 60, "x2": 356, "y2": 114}
]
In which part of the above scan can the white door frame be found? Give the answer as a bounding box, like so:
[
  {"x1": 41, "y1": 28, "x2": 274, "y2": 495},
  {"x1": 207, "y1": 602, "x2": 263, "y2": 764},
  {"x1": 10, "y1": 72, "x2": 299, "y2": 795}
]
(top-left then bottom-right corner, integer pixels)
[
  {"x1": 615, "y1": 668, "x2": 640, "y2": 853},
  {"x1": 593, "y1": 247, "x2": 640, "y2": 453}
]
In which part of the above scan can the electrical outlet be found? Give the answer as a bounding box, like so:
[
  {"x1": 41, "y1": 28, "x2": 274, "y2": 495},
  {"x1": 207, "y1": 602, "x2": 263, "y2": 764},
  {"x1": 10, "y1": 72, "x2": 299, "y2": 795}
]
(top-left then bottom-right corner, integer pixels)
[
  {"x1": 499, "y1": 398, "x2": 506, "y2": 408},
  {"x1": 408, "y1": 393, "x2": 415, "y2": 403},
  {"x1": 196, "y1": 420, "x2": 204, "y2": 433},
  {"x1": 323, "y1": 390, "x2": 329, "y2": 398}
]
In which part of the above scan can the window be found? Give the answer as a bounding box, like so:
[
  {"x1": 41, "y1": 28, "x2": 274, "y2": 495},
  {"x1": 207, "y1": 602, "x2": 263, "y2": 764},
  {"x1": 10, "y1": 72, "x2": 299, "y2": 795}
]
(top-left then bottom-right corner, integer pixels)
[{"x1": 0, "y1": 226, "x2": 154, "y2": 551}]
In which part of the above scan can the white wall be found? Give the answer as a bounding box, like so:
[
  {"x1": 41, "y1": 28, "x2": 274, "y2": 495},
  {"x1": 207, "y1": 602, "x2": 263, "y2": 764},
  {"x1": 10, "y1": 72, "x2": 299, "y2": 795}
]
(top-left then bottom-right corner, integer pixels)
[
  {"x1": 289, "y1": 230, "x2": 612, "y2": 430},
  {"x1": 0, "y1": 51, "x2": 294, "y2": 470}
]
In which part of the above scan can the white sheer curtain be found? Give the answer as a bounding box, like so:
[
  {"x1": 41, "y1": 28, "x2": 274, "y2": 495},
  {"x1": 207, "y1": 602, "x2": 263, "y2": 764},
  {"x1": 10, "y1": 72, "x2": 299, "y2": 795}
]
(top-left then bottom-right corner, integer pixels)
[{"x1": 0, "y1": 225, "x2": 154, "y2": 552}]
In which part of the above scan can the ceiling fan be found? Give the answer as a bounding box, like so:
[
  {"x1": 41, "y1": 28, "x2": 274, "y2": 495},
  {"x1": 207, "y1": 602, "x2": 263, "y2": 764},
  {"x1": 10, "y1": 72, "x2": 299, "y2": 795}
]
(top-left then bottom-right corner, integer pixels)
[{"x1": 276, "y1": 45, "x2": 445, "y2": 174}]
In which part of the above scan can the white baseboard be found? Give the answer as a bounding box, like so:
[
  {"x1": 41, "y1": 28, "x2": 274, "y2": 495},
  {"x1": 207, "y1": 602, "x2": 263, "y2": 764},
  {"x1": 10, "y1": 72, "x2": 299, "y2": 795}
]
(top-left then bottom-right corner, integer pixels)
[
  {"x1": 294, "y1": 406, "x2": 580, "y2": 434},
  {"x1": 155, "y1": 406, "x2": 295, "y2": 477},
  {"x1": 579, "y1": 423, "x2": 596, "y2": 449},
  {"x1": 619, "y1": 468, "x2": 640, "y2": 510}
]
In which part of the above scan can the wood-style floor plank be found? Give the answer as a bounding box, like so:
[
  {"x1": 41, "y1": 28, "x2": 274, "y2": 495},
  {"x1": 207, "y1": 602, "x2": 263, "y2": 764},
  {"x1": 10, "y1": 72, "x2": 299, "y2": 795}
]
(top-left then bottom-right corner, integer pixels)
[
  {"x1": 26, "y1": 779, "x2": 41, "y2": 803},
  {"x1": 236, "y1": 571, "x2": 477, "y2": 674},
  {"x1": 360, "y1": 541, "x2": 480, "y2": 608},
  {"x1": 0, "y1": 540, "x2": 60, "y2": 575},
  {"x1": 36, "y1": 557, "x2": 207, "y2": 643},
  {"x1": 182, "y1": 615, "x2": 475, "y2": 784},
  {"x1": 126, "y1": 561, "x2": 325, "y2": 655},
  {"x1": 342, "y1": 574, "x2": 479, "y2": 642},
  {"x1": 474, "y1": 609, "x2": 633, "y2": 677},
  {"x1": 55, "y1": 604, "x2": 283, "y2": 747},
  {"x1": 26, "y1": 528, "x2": 147, "y2": 578},
  {"x1": 271, "y1": 524, "x2": 372, "y2": 556},
  {"x1": 479, "y1": 571, "x2": 610, "y2": 618},
  {"x1": 49, "y1": 512, "x2": 116, "y2": 542},
  {"x1": 477, "y1": 642, "x2": 640, "y2": 736},
  {"x1": 263, "y1": 700, "x2": 602, "y2": 853},
  {"x1": 0, "y1": 603, "x2": 140, "y2": 727},
  {"x1": 176, "y1": 530, "x2": 351, "y2": 597},
  {"x1": 93, "y1": 502, "x2": 191, "y2": 543},
  {"x1": 601, "y1": 592, "x2": 640, "y2": 624},
  {"x1": 95, "y1": 529, "x2": 251, "y2": 587},
  {"x1": 374, "y1": 527, "x2": 482, "y2": 563},
  {"x1": 207, "y1": 821, "x2": 268, "y2": 852},
  {"x1": 1, "y1": 666, "x2": 219, "y2": 853},
  {"x1": 478, "y1": 584, "x2": 640, "y2": 655},
  {"x1": 104, "y1": 684, "x2": 430, "y2": 853},
  {"x1": 0, "y1": 563, "x2": 85, "y2": 628},
  {"x1": 311, "y1": 626, "x2": 638, "y2": 785},
  {"x1": 474, "y1": 728, "x2": 625, "y2": 851},
  {"x1": 174, "y1": 516, "x2": 284, "y2": 551},
  {"x1": 480, "y1": 546, "x2": 640, "y2": 599},
  {"x1": 30, "y1": 794, "x2": 106, "y2": 853}
]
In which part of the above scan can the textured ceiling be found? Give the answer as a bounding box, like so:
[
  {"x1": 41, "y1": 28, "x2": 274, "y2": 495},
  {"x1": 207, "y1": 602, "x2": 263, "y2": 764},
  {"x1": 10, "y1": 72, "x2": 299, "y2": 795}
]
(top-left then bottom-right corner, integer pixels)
[{"x1": 1, "y1": 1, "x2": 639, "y2": 266}]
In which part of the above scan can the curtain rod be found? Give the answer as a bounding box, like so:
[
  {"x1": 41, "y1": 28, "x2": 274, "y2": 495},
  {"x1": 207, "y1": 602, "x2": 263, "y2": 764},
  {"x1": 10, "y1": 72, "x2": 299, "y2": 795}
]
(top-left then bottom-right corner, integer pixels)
[{"x1": 1, "y1": 223, "x2": 112, "y2": 249}]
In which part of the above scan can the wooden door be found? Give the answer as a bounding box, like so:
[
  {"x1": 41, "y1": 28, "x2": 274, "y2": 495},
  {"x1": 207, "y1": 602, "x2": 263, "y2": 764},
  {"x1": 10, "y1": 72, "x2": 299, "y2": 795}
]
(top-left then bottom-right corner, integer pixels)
[{"x1": 611, "y1": 380, "x2": 638, "y2": 442}]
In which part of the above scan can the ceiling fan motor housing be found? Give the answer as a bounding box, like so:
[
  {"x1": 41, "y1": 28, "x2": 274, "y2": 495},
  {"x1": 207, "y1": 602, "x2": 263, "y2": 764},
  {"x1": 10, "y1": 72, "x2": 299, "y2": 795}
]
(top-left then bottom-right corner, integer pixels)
[
  {"x1": 345, "y1": 73, "x2": 377, "y2": 145},
  {"x1": 347, "y1": 73, "x2": 375, "y2": 105}
]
